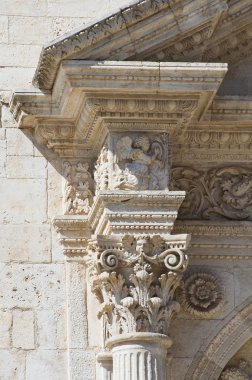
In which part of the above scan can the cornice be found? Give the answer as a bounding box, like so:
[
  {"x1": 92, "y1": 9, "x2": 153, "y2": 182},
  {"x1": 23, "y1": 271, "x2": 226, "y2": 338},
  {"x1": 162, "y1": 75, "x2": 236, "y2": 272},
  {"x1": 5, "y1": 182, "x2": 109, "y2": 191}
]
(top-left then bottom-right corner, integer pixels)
[
  {"x1": 11, "y1": 61, "x2": 226, "y2": 158},
  {"x1": 32, "y1": 0, "x2": 227, "y2": 90}
]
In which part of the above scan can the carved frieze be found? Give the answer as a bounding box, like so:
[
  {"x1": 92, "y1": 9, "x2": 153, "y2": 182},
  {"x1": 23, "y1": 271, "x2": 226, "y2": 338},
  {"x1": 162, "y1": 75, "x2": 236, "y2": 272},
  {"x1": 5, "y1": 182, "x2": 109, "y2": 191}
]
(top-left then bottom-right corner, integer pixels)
[
  {"x1": 63, "y1": 161, "x2": 94, "y2": 215},
  {"x1": 171, "y1": 166, "x2": 252, "y2": 221},
  {"x1": 86, "y1": 234, "x2": 189, "y2": 341},
  {"x1": 179, "y1": 272, "x2": 223, "y2": 317}
]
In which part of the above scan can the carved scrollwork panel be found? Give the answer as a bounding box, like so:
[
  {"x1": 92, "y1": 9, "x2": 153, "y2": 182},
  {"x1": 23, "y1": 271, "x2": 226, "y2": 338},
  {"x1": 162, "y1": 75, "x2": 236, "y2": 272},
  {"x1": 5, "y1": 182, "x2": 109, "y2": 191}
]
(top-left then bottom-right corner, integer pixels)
[
  {"x1": 220, "y1": 360, "x2": 251, "y2": 380},
  {"x1": 171, "y1": 166, "x2": 252, "y2": 220}
]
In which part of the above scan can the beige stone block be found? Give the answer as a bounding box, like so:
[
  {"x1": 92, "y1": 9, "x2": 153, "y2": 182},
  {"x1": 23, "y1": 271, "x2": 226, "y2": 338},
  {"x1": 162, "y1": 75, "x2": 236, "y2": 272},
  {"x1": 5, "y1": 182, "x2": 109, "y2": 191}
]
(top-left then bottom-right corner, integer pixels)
[
  {"x1": 171, "y1": 319, "x2": 218, "y2": 358},
  {"x1": 51, "y1": 228, "x2": 64, "y2": 262},
  {"x1": 6, "y1": 156, "x2": 47, "y2": 179},
  {"x1": 0, "y1": 264, "x2": 65, "y2": 310},
  {"x1": 37, "y1": 308, "x2": 66, "y2": 349},
  {"x1": 12, "y1": 309, "x2": 35, "y2": 349},
  {"x1": 0, "y1": 67, "x2": 34, "y2": 91},
  {"x1": 26, "y1": 350, "x2": 68, "y2": 380},
  {"x1": 234, "y1": 265, "x2": 252, "y2": 306},
  {"x1": 0, "y1": 129, "x2": 5, "y2": 139},
  {"x1": 7, "y1": 128, "x2": 33, "y2": 155},
  {"x1": 0, "y1": 139, "x2": 6, "y2": 177},
  {"x1": 69, "y1": 350, "x2": 95, "y2": 380},
  {"x1": 48, "y1": 0, "x2": 101, "y2": 17},
  {"x1": 0, "y1": 349, "x2": 25, "y2": 380},
  {"x1": 1, "y1": 105, "x2": 16, "y2": 128},
  {"x1": 170, "y1": 358, "x2": 192, "y2": 380},
  {"x1": 0, "y1": 44, "x2": 42, "y2": 67},
  {"x1": 9, "y1": 16, "x2": 51, "y2": 45},
  {"x1": 0, "y1": 0, "x2": 47, "y2": 16},
  {"x1": 0, "y1": 224, "x2": 51, "y2": 262},
  {"x1": 0, "y1": 310, "x2": 12, "y2": 348},
  {"x1": 50, "y1": 17, "x2": 91, "y2": 40},
  {"x1": 47, "y1": 160, "x2": 63, "y2": 219},
  {"x1": 66, "y1": 262, "x2": 88, "y2": 349},
  {"x1": 0, "y1": 16, "x2": 8, "y2": 44},
  {"x1": 0, "y1": 178, "x2": 47, "y2": 224}
]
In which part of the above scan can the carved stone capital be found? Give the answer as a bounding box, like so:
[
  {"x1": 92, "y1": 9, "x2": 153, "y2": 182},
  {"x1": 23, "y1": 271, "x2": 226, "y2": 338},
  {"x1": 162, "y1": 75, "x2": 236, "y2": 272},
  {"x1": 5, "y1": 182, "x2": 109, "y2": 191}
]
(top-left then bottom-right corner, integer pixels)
[{"x1": 86, "y1": 234, "x2": 189, "y2": 341}]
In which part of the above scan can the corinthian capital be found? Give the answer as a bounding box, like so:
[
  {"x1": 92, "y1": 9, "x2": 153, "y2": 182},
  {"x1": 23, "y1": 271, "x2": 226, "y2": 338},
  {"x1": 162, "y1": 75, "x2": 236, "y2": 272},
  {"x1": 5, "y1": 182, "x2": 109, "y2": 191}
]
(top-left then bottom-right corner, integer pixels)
[{"x1": 87, "y1": 234, "x2": 189, "y2": 341}]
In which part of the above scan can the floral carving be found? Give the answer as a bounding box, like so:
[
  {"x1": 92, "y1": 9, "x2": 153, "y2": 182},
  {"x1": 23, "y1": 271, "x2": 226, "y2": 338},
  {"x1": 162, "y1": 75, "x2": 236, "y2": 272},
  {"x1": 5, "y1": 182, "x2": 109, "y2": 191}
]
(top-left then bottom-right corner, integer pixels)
[
  {"x1": 94, "y1": 145, "x2": 109, "y2": 191},
  {"x1": 113, "y1": 134, "x2": 168, "y2": 191},
  {"x1": 87, "y1": 235, "x2": 188, "y2": 341},
  {"x1": 171, "y1": 166, "x2": 252, "y2": 220},
  {"x1": 180, "y1": 272, "x2": 223, "y2": 317},
  {"x1": 63, "y1": 161, "x2": 93, "y2": 215}
]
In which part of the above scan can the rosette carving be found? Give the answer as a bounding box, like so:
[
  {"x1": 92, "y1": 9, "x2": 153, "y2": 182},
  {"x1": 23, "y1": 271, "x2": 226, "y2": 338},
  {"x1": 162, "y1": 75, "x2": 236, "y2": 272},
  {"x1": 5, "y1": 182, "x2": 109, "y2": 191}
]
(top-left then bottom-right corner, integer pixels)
[
  {"x1": 87, "y1": 235, "x2": 188, "y2": 341},
  {"x1": 179, "y1": 272, "x2": 223, "y2": 317}
]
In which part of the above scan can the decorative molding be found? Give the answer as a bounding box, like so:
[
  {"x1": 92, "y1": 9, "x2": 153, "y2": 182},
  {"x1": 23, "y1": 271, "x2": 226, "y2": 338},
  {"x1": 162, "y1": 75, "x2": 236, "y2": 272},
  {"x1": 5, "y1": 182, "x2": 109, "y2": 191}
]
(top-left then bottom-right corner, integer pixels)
[
  {"x1": 171, "y1": 166, "x2": 252, "y2": 221},
  {"x1": 179, "y1": 272, "x2": 224, "y2": 317},
  {"x1": 32, "y1": 0, "x2": 227, "y2": 90},
  {"x1": 86, "y1": 234, "x2": 189, "y2": 341}
]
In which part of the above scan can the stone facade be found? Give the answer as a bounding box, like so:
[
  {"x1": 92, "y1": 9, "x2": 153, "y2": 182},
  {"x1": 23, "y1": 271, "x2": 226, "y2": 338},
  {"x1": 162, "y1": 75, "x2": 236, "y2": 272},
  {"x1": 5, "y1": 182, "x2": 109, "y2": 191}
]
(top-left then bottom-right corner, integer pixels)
[{"x1": 2, "y1": 0, "x2": 252, "y2": 379}]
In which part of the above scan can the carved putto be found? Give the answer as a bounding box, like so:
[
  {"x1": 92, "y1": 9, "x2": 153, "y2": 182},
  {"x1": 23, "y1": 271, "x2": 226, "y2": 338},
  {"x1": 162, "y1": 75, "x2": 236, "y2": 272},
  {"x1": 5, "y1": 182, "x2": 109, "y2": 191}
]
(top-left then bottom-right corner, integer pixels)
[
  {"x1": 113, "y1": 134, "x2": 168, "y2": 191},
  {"x1": 63, "y1": 161, "x2": 93, "y2": 215},
  {"x1": 179, "y1": 272, "x2": 223, "y2": 317},
  {"x1": 172, "y1": 166, "x2": 252, "y2": 220},
  {"x1": 87, "y1": 235, "x2": 188, "y2": 340}
]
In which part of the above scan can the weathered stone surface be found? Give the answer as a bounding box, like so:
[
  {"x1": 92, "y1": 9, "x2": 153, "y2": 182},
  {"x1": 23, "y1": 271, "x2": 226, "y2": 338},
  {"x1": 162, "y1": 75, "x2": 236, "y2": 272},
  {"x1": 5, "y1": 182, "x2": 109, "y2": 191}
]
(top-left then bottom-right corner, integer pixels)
[
  {"x1": 0, "y1": 44, "x2": 42, "y2": 68},
  {"x1": 68, "y1": 350, "x2": 96, "y2": 380},
  {"x1": 0, "y1": 310, "x2": 12, "y2": 348},
  {"x1": 6, "y1": 155, "x2": 47, "y2": 179},
  {"x1": 0, "y1": 349, "x2": 26, "y2": 380},
  {"x1": 37, "y1": 308, "x2": 66, "y2": 349},
  {"x1": 9, "y1": 16, "x2": 51, "y2": 45},
  {"x1": 0, "y1": 178, "x2": 47, "y2": 224},
  {"x1": 0, "y1": 224, "x2": 51, "y2": 262},
  {"x1": 26, "y1": 350, "x2": 68, "y2": 380},
  {"x1": 0, "y1": 16, "x2": 8, "y2": 43},
  {"x1": 0, "y1": 264, "x2": 65, "y2": 309},
  {"x1": 6, "y1": 129, "x2": 33, "y2": 156},
  {"x1": 12, "y1": 309, "x2": 35, "y2": 349}
]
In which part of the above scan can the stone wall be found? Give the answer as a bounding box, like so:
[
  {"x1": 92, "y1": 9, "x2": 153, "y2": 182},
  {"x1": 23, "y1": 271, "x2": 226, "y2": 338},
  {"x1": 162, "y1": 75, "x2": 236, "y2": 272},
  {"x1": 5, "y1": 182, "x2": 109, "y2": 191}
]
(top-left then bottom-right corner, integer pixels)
[{"x1": 0, "y1": 1, "x2": 131, "y2": 379}]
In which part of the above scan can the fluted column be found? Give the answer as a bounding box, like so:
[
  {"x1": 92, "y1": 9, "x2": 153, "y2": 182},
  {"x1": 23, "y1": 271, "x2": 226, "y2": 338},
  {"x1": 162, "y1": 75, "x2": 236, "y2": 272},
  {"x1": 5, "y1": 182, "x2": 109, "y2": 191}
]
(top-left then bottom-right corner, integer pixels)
[{"x1": 107, "y1": 333, "x2": 171, "y2": 380}]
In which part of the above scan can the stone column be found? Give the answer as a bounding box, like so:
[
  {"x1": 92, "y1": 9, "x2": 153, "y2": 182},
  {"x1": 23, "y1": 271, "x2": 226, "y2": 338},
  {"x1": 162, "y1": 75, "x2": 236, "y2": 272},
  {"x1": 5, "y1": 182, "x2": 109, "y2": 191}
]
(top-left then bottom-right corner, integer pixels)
[
  {"x1": 87, "y1": 234, "x2": 189, "y2": 380},
  {"x1": 107, "y1": 333, "x2": 171, "y2": 380}
]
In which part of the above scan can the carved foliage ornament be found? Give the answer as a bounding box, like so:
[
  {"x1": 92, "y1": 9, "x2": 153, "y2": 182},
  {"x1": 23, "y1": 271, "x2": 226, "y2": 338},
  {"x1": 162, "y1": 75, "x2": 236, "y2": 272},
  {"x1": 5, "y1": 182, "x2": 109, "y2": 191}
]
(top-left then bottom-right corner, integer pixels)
[
  {"x1": 63, "y1": 161, "x2": 94, "y2": 215},
  {"x1": 220, "y1": 360, "x2": 251, "y2": 380},
  {"x1": 171, "y1": 166, "x2": 252, "y2": 220},
  {"x1": 87, "y1": 235, "x2": 188, "y2": 340},
  {"x1": 179, "y1": 272, "x2": 223, "y2": 317}
]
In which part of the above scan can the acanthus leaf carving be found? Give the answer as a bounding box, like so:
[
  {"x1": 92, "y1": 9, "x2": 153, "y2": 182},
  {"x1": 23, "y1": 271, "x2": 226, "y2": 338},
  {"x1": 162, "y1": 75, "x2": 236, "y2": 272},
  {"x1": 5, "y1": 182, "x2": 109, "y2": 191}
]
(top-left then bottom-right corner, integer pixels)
[{"x1": 87, "y1": 235, "x2": 188, "y2": 341}]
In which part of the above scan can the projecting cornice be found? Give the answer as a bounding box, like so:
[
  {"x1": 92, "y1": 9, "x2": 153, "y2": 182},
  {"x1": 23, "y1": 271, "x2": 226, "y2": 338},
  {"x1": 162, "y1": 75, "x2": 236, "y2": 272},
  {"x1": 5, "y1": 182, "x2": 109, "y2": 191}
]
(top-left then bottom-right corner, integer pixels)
[
  {"x1": 33, "y1": 0, "x2": 228, "y2": 90},
  {"x1": 11, "y1": 61, "x2": 227, "y2": 158}
]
